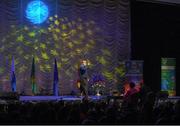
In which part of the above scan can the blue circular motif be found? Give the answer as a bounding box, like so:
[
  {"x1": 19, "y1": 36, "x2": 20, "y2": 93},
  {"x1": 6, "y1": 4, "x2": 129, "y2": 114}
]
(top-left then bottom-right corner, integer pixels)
[{"x1": 26, "y1": 0, "x2": 49, "y2": 24}]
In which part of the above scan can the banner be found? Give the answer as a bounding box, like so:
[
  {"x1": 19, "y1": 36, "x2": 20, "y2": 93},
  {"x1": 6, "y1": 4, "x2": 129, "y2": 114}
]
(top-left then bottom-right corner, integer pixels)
[
  {"x1": 161, "y1": 58, "x2": 176, "y2": 96},
  {"x1": 125, "y1": 60, "x2": 143, "y2": 92}
]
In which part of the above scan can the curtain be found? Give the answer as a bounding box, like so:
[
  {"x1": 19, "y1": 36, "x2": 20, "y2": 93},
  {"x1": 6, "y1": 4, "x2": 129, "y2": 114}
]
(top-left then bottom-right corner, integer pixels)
[{"x1": 0, "y1": 0, "x2": 130, "y2": 95}]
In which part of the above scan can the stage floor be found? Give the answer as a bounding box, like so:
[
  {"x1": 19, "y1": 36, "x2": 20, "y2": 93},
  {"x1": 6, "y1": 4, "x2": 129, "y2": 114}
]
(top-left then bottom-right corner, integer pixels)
[
  {"x1": 20, "y1": 95, "x2": 107, "y2": 102},
  {"x1": 11, "y1": 95, "x2": 180, "y2": 102}
]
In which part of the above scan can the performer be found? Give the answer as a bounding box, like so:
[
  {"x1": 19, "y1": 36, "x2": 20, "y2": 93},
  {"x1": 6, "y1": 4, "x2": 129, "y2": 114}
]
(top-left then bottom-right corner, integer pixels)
[{"x1": 78, "y1": 60, "x2": 88, "y2": 99}]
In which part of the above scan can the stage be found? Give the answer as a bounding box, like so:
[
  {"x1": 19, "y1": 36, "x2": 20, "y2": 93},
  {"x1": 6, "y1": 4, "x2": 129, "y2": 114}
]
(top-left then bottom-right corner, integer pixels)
[
  {"x1": 19, "y1": 95, "x2": 107, "y2": 102},
  {"x1": 18, "y1": 95, "x2": 180, "y2": 103},
  {"x1": 0, "y1": 94, "x2": 179, "y2": 104}
]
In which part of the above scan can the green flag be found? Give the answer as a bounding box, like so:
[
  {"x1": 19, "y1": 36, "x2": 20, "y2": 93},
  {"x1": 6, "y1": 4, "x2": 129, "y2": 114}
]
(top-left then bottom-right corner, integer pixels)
[{"x1": 31, "y1": 57, "x2": 36, "y2": 95}]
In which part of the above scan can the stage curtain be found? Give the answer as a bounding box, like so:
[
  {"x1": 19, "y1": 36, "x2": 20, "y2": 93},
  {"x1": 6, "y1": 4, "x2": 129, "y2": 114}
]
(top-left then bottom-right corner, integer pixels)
[{"x1": 0, "y1": 0, "x2": 130, "y2": 95}]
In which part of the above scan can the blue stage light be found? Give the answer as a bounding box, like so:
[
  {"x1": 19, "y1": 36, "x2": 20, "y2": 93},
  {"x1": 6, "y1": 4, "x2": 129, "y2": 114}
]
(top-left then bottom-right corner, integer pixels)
[{"x1": 26, "y1": 0, "x2": 49, "y2": 24}]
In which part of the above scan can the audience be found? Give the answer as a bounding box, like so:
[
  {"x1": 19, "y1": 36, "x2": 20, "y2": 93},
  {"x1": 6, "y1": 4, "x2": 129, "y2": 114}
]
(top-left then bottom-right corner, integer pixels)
[{"x1": 0, "y1": 82, "x2": 179, "y2": 124}]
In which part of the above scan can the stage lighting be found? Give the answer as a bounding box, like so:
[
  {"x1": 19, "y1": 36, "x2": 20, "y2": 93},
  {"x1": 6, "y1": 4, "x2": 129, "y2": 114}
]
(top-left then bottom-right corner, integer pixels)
[{"x1": 26, "y1": 0, "x2": 49, "y2": 24}]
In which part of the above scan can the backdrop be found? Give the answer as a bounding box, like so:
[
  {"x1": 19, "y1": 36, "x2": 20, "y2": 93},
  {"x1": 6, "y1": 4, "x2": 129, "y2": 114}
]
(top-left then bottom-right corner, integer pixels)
[{"x1": 0, "y1": 0, "x2": 130, "y2": 95}]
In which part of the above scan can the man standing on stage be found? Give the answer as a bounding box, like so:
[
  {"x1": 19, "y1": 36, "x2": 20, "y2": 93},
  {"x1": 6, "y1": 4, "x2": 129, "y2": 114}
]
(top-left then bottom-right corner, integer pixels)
[{"x1": 78, "y1": 60, "x2": 89, "y2": 99}]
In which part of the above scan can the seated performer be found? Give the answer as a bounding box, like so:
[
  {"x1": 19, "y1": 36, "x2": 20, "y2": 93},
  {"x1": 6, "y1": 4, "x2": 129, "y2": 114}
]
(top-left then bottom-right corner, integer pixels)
[{"x1": 78, "y1": 60, "x2": 88, "y2": 99}]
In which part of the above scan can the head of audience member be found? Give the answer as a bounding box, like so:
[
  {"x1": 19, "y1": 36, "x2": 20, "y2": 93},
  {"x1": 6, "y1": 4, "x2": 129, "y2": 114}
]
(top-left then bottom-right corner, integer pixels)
[{"x1": 129, "y1": 82, "x2": 136, "y2": 89}]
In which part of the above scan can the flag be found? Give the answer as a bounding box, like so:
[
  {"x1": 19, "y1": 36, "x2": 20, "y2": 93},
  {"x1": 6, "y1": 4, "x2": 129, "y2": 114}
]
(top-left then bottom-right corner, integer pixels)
[
  {"x1": 11, "y1": 56, "x2": 16, "y2": 92},
  {"x1": 31, "y1": 57, "x2": 36, "y2": 95},
  {"x1": 53, "y1": 58, "x2": 59, "y2": 96}
]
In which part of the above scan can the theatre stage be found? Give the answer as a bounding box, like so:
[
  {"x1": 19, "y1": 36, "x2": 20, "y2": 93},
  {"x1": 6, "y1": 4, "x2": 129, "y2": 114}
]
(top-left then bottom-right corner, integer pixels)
[
  {"x1": 19, "y1": 95, "x2": 107, "y2": 102},
  {"x1": 3, "y1": 95, "x2": 180, "y2": 103}
]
